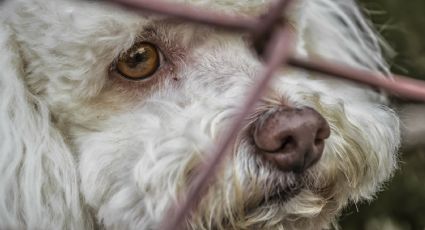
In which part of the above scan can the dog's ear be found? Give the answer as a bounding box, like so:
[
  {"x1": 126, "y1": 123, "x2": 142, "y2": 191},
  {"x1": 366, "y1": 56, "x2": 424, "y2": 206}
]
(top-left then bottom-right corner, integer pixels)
[
  {"x1": 0, "y1": 23, "x2": 91, "y2": 228},
  {"x1": 296, "y1": 0, "x2": 391, "y2": 76}
]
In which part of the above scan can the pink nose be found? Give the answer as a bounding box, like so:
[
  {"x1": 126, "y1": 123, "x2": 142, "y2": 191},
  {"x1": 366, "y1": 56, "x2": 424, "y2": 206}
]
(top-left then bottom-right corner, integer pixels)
[{"x1": 252, "y1": 106, "x2": 331, "y2": 173}]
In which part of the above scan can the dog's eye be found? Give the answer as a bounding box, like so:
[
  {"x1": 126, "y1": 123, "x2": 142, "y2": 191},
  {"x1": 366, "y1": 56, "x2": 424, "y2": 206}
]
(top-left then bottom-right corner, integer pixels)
[{"x1": 116, "y1": 42, "x2": 160, "y2": 80}]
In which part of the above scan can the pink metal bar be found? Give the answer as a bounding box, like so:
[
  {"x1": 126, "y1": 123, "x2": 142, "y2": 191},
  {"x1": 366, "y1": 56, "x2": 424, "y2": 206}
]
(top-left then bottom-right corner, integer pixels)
[
  {"x1": 251, "y1": 0, "x2": 294, "y2": 55},
  {"x1": 288, "y1": 57, "x2": 425, "y2": 103}
]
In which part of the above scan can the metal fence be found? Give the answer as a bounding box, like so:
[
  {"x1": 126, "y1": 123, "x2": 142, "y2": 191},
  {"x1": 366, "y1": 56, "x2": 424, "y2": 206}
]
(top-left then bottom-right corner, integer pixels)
[{"x1": 104, "y1": 0, "x2": 425, "y2": 229}]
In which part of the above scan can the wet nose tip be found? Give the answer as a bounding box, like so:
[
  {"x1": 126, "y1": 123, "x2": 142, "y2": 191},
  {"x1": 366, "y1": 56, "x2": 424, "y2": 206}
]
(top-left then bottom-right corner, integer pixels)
[{"x1": 252, "y1": 106, "x2": 331, "y2": 173}]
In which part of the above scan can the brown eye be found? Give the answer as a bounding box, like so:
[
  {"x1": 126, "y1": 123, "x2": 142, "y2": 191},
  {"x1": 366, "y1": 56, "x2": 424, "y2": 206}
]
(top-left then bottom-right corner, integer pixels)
[{"x1": 116, "y1": 42, "x2": 160, "y2": 80}]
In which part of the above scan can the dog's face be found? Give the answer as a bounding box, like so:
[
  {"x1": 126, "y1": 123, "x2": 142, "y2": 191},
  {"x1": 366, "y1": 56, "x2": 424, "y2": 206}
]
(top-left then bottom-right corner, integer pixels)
[{"x1": 1, "y1": 0, "x2": 400, "y2": 229}]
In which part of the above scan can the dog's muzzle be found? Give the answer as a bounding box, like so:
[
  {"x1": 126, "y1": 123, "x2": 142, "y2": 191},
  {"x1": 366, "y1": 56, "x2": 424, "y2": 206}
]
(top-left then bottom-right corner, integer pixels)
[{"x1": 252, "y1": 106, "x2": 331, "y2": 173}]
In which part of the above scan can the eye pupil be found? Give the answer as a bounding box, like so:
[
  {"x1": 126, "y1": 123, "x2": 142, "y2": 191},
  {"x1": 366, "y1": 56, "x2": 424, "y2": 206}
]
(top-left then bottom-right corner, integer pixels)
[
  {"x1": 116, "y1": 42, "x2": 160, "y2": 80},
  {"x1": 130, "y1": 47, "x2": 151, "y2": 62},
  {"x1": 133, "y1": 52, "x2": 148, "y2": 62}
]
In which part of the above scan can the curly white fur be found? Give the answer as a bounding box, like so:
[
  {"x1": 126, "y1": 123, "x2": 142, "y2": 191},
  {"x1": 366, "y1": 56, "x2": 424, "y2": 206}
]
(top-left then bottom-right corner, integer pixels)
[{"x1": 0, "y1": 0, "x2": 400, "y2": 229}]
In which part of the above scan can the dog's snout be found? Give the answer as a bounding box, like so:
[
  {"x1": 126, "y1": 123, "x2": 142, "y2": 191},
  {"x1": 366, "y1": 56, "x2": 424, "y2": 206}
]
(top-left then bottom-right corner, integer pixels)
[{"x1": 252, "y1": 106, "x2": 331, "y2": 173}]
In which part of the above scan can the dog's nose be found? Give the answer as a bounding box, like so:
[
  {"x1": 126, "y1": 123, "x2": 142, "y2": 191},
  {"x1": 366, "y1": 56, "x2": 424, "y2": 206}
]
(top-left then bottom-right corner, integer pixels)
[{"x1": 252, "y1": 106, "x2": 331, "y2": 173}]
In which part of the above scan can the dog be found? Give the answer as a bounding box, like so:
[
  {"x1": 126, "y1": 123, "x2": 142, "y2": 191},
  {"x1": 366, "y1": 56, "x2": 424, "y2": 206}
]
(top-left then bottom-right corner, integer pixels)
[{"x1": 0, "y1": 0, "x2": 400, "y2": 229}]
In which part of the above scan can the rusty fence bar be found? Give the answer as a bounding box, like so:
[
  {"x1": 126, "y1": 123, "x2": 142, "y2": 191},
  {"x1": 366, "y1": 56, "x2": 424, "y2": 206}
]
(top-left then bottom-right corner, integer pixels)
[
  {"x1": 287, "y1": 57, "x2": 425, "y2": 102},
  {"x1": 106, "y1": 0, "x2": 425, "y2": 229}
]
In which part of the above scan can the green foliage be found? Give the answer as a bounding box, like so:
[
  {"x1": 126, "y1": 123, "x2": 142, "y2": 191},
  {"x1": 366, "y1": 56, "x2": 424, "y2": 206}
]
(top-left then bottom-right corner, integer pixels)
[{"x1": 360, "y1": 0, "x2": 425, "y2": 79}]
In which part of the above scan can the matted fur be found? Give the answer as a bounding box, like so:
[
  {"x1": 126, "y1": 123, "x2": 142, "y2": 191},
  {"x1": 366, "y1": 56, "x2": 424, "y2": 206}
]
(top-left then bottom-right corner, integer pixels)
[{"x1": 0, "y1": 0, "x2": 400, "y2": 229}]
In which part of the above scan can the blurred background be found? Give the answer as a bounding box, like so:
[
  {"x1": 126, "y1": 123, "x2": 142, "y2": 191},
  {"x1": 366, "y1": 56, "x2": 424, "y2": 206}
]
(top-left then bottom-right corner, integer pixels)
[{"x1": 340, "y1": 0, "x2": 425, "y2": 229}]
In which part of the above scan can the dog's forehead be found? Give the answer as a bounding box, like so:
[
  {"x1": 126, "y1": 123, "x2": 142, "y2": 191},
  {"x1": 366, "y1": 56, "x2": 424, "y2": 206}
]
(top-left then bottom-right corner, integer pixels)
[
  {"x1": 46, "y1": 0, "x2": 271, "y2": 45},
  {"x1": 16, "y1": 0, "x2": 298, "y2": 52},
  {"x1": 66, "y1": 0, "x2": 294, "y2": 25}
]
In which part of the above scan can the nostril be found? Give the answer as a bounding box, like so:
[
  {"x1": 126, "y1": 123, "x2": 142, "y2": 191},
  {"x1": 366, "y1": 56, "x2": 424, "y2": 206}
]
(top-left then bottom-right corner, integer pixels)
[
  {"x1": 314, "y1": 138, "x2": 323, "y2": 146},
  {"x1": 278, "y1": 136, "x2": 296, "y2": 153},
  {"x1": 252, "y1": 116, "x2": 297, "y2": 153}
]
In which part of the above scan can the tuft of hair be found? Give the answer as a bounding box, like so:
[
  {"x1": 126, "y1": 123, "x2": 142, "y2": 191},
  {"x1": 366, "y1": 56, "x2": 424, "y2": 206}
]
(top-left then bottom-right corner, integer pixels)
[{"x1": 0, "y1": 22, "x2": 92, "y2": 229}]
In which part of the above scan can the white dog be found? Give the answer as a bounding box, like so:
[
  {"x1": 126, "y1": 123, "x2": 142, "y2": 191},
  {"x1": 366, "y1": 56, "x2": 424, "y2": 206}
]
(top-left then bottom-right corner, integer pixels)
[{"x1": 0, "y1": 0, "x2": 400, "y2": 229}]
